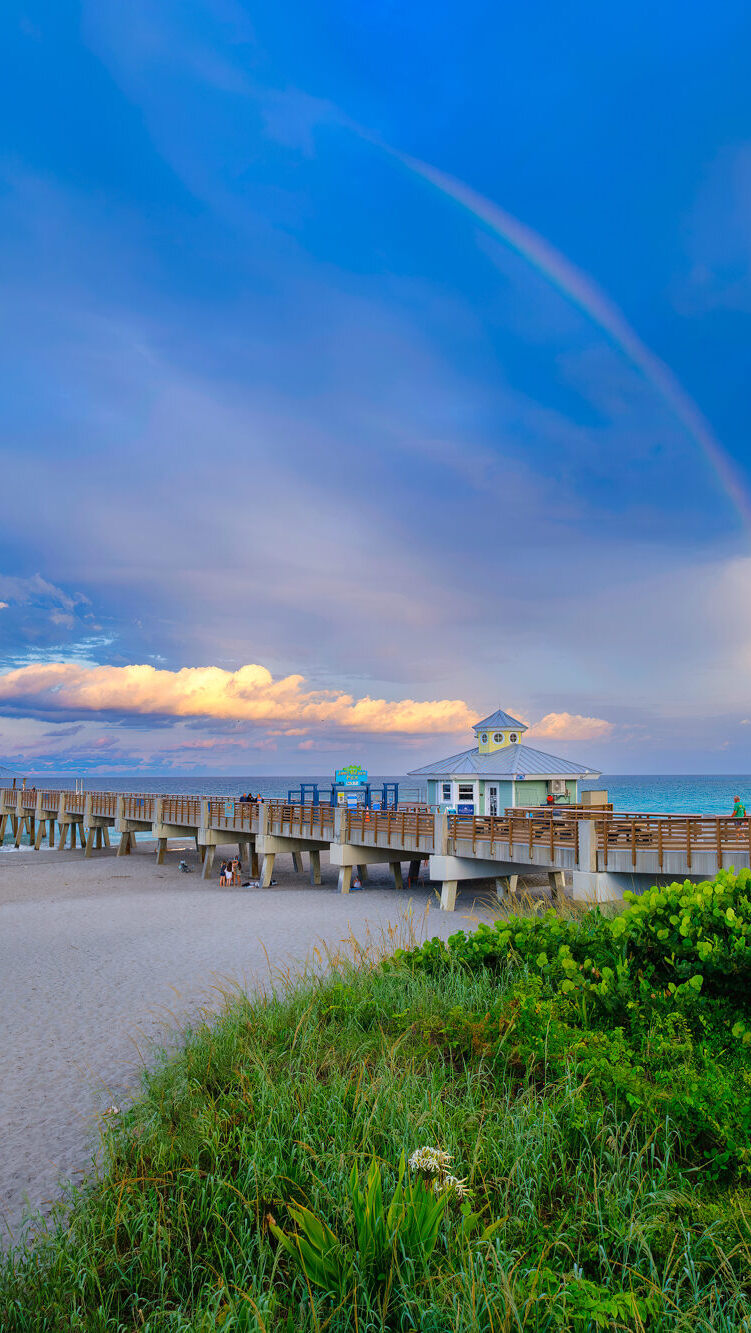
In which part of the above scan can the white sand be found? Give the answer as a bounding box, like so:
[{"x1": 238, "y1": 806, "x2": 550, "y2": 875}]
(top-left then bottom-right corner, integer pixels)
[{"x1": 0, "y1": 842, "x2": 494, "y2": 1246}]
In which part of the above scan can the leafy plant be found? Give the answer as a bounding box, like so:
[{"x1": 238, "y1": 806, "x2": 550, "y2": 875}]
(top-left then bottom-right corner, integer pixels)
[{"x1": 270, "y1": 1153, "x2": 449, "y2": 1311}]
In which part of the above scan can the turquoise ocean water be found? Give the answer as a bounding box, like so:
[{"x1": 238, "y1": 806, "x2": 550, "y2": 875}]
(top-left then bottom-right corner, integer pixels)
[{"x1": 13, "y1": 773, "x2": 751, "y2": 816}]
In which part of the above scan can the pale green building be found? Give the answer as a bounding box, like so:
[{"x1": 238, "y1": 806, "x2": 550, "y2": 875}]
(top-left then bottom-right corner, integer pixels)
[{"x1": 408, "y1": 708, "x2": 601, "y2": 815}]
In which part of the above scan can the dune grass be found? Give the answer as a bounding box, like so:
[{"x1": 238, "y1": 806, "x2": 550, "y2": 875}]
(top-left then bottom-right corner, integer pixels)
[{"x1": 2, "y1": 901, "x2": 751, "y2": 1331}]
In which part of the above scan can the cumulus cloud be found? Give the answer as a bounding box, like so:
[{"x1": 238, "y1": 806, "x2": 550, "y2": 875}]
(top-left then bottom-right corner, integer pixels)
[
  {"x1": 527, "y1": 711, "x2": 613, "y2": 740},
  {"x1": 0, "y1": 660, "x2": 475, "y2": 735}
]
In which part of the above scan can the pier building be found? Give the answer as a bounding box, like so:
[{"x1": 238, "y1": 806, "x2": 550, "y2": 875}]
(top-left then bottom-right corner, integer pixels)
[{"x1": 407, "y1": 708, "x2": 600, "y2": 814}]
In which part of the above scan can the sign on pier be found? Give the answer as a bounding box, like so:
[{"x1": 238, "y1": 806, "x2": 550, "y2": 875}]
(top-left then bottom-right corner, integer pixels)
[{"x1": 335, "y1": 765, "x2": 368, "y2": 787}]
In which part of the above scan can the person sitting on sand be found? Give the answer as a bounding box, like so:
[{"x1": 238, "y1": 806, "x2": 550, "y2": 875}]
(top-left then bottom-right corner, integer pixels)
[{"x1": 732, "y1": 795, "x2": 747, "y2": 819}]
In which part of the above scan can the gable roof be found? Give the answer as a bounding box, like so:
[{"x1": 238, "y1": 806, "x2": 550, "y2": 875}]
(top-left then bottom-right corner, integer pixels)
[
  {"x1": 473, "y1": 709, "x2": 527, "y2": 733},
  {"x1": 408, "y1": 742, "x2": 600, "y2": 780}
]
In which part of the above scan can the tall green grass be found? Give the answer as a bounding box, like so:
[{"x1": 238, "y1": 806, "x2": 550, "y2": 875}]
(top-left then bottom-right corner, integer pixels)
[{"x1": 3, "y1": 946, "x2": 750, "y2": 1331}]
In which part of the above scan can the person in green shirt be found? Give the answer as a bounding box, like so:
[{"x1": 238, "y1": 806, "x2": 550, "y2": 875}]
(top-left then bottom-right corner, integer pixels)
[{"x1": 731, "y1": 795, "x2": 746, "y2": 818}]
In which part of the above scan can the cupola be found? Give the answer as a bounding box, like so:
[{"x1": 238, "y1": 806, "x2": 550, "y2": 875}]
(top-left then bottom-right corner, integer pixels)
[{"x1": 473, "y1": 708, "x2": 527, "y2": 754}]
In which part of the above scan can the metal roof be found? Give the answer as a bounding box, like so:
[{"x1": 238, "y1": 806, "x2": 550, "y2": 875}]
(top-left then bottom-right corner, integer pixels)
[
  {"x1": 408, "y1": 742, "x2": 600, "y2": 780},
  {"x1": 472, "y1": 708, "x2": 527, "y2": 733}
]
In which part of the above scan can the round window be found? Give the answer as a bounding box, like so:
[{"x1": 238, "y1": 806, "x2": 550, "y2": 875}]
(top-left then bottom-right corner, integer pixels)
[
  {"x1": 494, "y1": 732, "x2": 503, "y2": 743},
  {"x1": 481, "y1": 733, "x2": 488, "y2": 744},
  {"x1": 509, "y1": 733, "x2": 518, "y2": 743}
]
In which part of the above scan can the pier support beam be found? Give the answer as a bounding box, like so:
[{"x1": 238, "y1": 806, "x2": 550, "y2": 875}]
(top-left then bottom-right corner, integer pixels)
[
  {"x1": 440, "y1": 880, "x2": 458, "y2": 912},
  {"x1": 548, "y1": 869, "x2": 565, "y2": 903},
  {"x1": 309, "y1": 849, "x2": 321, "y2": 885},
  {"x1": 392, "y1": 861, "x2": 404, "y2": 890},
  {"x1": 156, "y1": 837, "x2": 167, "y2": 865},
  {"x1": 201, "y1": 845, "x2": 216, "y2": 880},
  {"x1": 496, "y1": 873, "x2": 518, "y2": 900},
  {"x1": 338, "y1": 864, "x2": 352, "y2": 894},
  {"x1": 118, "y1": 830, "x2": 133, "y2": 856},
  {"x1": 260, "y1": 852, "x2": 276, "y2": 888},
  {"x1": 35, "y1": 818, "x2": 52, "y2": 850},
  {"x1": 408, "y1": 858, "x2": 422, "y2": 885},
  {"x1": 429, "y1": 854, "x2": 531, "y2": 911},
  {"x1": 291, "y1": 851, "x2": 304, "y2": 874}
]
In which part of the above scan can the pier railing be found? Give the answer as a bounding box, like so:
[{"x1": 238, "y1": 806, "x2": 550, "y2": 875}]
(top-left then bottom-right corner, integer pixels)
[
  {"x1": 595, "y1": 813, "x2": 751, "y2": 871},
  {"x1": 450, "y1": 811, "x2": 579, "y2": 857},
  {"x1": 206, "y1": 797, "x2": 258, "y2": 831},
  {"x1": 121, "y1": 794, "x2": 156, "y2": 821},
  {"x1": 161, "y1": 795, "x2": 203, "y2": 826},
  {"x1": 267, "y1": 801, "x2": 336, "y2": 836},
  {"x1": 91, "y1": 792, "x2": 119, "y2": 818},
  {"x1": 344, "y1": 807, "x2": 434, "y2": 848}
]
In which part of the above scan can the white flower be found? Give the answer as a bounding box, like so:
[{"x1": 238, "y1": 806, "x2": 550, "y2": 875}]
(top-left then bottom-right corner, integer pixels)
[
  {"x1": 102, "y1": 1104, "x2": 120, "y2": 1117},
  {"x1": 432, "y1": 1172, "x2": 469, "y2": 1199},
  {"x1": 408, "y1": 1145, "x2": 452, "y2": 1175}
]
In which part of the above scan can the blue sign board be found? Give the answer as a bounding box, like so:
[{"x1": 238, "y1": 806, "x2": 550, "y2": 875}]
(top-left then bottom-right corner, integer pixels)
[
  {"x1": 371, "y1": 798, "x2": 382, "y2": 811},
  {"x1": 335, "y1": 765, "x2": 368, "y2": 786},
  {"x1": 346, "y1": 794, "x2": 359, "y2": 809},
  {"x1": 457, "y1": 802, "x2": 475, "y2": 816},
  {"x1": 516, "y1": 774, "x2": 526, "y2": 781}
]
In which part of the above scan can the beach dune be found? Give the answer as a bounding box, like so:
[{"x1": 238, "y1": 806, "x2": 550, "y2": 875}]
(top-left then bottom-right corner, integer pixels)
[{"x1": 0, "y1": 842, "x2": 489, "y2": 1245}]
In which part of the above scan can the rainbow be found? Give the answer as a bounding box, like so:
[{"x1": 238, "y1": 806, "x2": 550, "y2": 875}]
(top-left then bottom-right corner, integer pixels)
[{"x1": 392, "y1": 149, "x2": 751, "y2": 531}]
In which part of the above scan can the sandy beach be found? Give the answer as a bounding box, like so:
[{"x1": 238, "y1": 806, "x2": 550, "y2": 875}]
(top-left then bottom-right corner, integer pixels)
[{"x1": 0, "y1": 840, "x2": 496, "y2": 1247}]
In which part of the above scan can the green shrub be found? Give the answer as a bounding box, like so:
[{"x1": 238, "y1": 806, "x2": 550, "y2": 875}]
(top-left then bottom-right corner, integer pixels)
[
  {"x1": 3, "y1": 900, "x2": 751, "y2": 1331},
  {"x1": 613, "y1": 868, "x2": 751, "y2": 1008},
  {"x1": 391, "y1": 871, "x2": 751, "y2": 1181}
]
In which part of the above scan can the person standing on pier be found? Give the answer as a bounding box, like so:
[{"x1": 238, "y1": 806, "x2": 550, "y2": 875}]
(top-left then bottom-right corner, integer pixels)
[{"x1": 731, "y1": 795, "x2": 746, "y2": 818}]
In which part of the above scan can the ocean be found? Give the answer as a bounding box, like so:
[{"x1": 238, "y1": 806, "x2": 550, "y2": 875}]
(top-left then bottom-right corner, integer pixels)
[{"x1": 11, "y1": 772, "x2": 751, "y2": 816}]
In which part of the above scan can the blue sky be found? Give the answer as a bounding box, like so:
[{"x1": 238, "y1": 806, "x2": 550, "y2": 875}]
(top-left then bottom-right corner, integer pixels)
[{"x1": 1, "y1": 0, "x2": 750, "y2": 774}]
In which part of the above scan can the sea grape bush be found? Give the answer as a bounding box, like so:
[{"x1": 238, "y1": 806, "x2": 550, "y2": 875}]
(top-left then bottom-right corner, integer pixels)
[
  {"x1": 611, "y1": 869, "x2": 751, "y2": 1007},
  {"x1": 387, "y1": 869, "x2": 751, "y2": 1180},
  {"x1": 393, "y1": 868, "x2": 751, "y2": 1012}
]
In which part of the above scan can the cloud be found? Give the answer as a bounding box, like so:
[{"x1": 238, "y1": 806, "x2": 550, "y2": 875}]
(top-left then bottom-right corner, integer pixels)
[
  {"x1": 0, "y1": 660, "x2": 475, "y2": 735},
  {"x1": 0, "y1": 573, "x2": 87, "y2": 611},
  {"x1": 527, "y1": 712, "x2": 613, "y2": 741},
  {"x1": 0, "y1": 602, "x2": 7, "y2": 610}
]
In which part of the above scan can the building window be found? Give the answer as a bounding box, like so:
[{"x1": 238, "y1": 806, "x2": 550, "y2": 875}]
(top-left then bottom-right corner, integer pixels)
[
  {"x1": 441, "y1": 782, "x2": 451, "y2": 802},
  {"x1": 494, "y1": 732, "x2": 503, "y2": 743},
  {"x1": 458, "y1": 783, "x2": 474, "y2": 802},
  {"x1": 509, "y1": 733, "x2": 518, "y2": 743},
  {"x1": 481, "y1": 732, "x2": 488, "y2": 744}
]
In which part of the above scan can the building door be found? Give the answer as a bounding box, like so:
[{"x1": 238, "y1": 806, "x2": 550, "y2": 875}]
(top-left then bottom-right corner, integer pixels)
[{"x1": 487, "y1": 784, "x2": 499, "y2": 816}]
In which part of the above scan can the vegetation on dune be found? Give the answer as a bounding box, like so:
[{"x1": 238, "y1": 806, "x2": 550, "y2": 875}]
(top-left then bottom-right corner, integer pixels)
[{"x1": 2, "y1": 874, "x2": 751, "y2": 1330}]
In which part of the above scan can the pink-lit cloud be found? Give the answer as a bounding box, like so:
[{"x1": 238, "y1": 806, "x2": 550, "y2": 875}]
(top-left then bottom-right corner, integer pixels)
[
  {"x1": 527, "y1": 711, "x2": 614, "y2": 740},
  {"x1": 0, "y1": 660, "x2": 475, "y2": 735}
]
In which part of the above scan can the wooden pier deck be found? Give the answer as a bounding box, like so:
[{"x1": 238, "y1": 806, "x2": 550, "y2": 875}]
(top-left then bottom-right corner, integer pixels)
[{"x1": 2, "y1": 788, "x2": 749, "y2": 907}]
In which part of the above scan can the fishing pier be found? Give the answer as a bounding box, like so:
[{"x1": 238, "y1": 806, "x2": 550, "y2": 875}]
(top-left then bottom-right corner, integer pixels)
[{"x1": 1, "y1": 787, "x2": 749, "y2": 908}]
